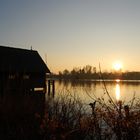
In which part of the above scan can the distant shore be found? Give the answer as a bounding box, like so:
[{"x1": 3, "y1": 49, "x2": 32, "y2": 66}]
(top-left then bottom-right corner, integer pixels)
[{"x1": 51, "y1": 65, "x2": 140, "y2": 80}]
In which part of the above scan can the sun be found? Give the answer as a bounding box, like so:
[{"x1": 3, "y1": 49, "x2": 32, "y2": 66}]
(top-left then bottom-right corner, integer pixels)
[{"x1": 113, "y1": 61, "x2": 123, "y2": 71}]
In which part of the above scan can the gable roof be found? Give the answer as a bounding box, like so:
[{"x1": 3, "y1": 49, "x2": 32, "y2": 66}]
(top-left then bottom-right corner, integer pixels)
[{"x1": 0, "y1": 46, "x2": 50, "y2": 73}]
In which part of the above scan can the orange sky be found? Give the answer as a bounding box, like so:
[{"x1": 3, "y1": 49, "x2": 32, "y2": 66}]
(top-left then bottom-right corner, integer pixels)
[{"x1": 1, "y1": 0, "x2": 140, "y2": 73}]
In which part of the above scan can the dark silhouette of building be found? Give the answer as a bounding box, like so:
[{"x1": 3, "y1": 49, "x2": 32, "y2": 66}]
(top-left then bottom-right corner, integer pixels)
[
  {"x1": 0, "y1": 46, "x2": 51, "y2": 118},
  {"x1": 0, "y1": 46, "x2": 50, "y2": 95}
]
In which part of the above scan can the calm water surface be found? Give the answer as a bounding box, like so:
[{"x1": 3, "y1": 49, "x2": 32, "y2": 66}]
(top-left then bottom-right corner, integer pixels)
[{"x1": 54, "y1": 80, "x2": 140, "y2": 104}]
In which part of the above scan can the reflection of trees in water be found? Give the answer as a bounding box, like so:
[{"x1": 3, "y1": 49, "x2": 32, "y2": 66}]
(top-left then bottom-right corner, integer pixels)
[
  {"x1": 56, "y1": 80, "x2": 97, "y2": 99},
  {"x1": 121, "y1": 81, "x2": 140, "y2": 86},
  {"x1": 56, "y1": 79, "x2": 140, "y2": 90},
  {"x1": 57, "y1": 79, "x2": 98, "y2": 89},
  {"x1": 55, "y1": 80, "x2": 140, "y2": 101}
]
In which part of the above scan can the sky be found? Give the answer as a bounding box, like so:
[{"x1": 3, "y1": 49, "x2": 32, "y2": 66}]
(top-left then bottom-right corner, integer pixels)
[{"x1": 1, "y1": 0, "x2": 140, "y2": 73}]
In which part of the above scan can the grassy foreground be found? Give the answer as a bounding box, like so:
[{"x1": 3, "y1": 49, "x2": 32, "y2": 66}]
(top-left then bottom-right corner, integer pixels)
[
  {"x1": 38, "y1": 94, "x2": 140, "y2": 140},
  {"x1": 0, "y1": 91, "x2": 140, "y2": 140}
]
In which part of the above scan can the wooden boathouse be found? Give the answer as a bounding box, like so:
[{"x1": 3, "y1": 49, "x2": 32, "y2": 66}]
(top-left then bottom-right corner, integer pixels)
[
  {"x1": 0, "y1": 46, "x2": 52, "y2": 116},
  {"x1": 0, "y1": 46, "x2": 50, "y2": 95}
]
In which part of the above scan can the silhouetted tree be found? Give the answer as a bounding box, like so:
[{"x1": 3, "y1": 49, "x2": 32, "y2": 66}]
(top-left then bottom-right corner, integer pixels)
[
  {"x1": 56, "y1": 65, "x2": 140, "y2": 80},
  {"x1": 63, "y1": 69, "x2": 69, "y2": 75}
]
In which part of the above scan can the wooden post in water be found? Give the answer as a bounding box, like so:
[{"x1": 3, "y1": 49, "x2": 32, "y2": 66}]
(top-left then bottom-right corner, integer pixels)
[
  {"x1": 47, "y1": 79, "x2": 55, "y2": 97},
  {"x1": 48, "y1": 80, "x2": 51, "y2": 96},
  {"x1": 52, "y1": 80, "x2": 55, "y2": 97}
]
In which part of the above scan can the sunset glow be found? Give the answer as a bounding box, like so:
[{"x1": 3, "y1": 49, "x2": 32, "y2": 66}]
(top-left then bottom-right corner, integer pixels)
[
  {"x1": 0, "y1": 1, "x2": 140, "y2": 73},
  {"x1": 113, "y1": 61, "x2": 123, "y2": 71}
]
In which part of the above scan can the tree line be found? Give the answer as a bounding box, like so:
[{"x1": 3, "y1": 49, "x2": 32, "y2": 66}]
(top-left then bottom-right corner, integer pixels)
[{"x1": 53, "y1": 65, "x2": 140, "y2": 80}]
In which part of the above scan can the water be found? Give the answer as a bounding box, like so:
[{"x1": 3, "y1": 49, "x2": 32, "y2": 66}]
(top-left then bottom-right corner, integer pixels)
[{"x1": 53, "y1": 80, "x2": 140, "y2": 104}]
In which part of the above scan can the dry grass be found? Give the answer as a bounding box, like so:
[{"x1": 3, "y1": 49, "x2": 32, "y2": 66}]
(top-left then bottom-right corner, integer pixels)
[
  {"x1": 0, "y1": 89, "x2": 140, "y2": 140},
  {"x1": 31, "y1": 89, "x2": 140, "y2": 140}
]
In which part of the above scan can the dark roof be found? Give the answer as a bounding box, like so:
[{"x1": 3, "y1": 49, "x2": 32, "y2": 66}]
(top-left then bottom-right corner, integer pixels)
[{"x1": 0, "y1": 46, "x2": 50, "y2": 73}]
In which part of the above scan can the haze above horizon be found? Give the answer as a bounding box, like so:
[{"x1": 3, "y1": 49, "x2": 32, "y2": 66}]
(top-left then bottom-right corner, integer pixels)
[{"x1": 1, "y1": 0, "x2": 140, "y2": 73}]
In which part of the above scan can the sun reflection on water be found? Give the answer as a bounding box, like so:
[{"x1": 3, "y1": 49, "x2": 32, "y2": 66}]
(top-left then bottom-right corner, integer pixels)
[
  {"x1": 116, "y1": 79, "x2": 120, "y2": 82},
  {"x1": 115, "y1": 83, "x2": 121, "y2": 101}
]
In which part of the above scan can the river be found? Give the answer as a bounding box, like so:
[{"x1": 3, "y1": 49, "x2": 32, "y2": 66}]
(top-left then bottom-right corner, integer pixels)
[{"x1": 52, "y1": 79, "x2": 140, "y2": 104}]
